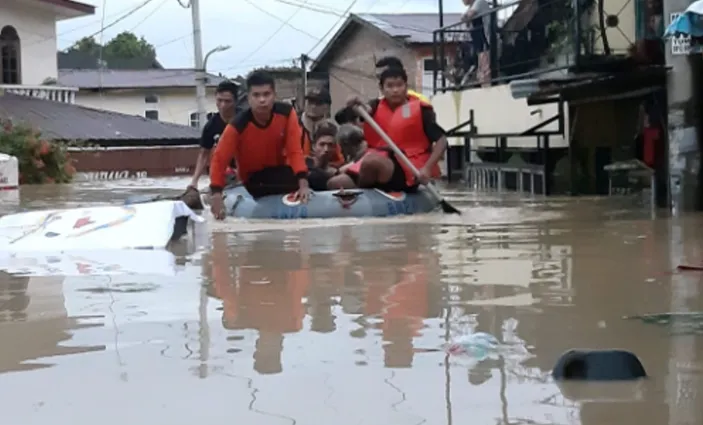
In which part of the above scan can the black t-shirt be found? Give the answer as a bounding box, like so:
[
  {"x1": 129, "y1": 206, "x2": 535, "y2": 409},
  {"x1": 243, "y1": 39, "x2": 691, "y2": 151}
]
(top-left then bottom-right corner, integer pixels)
[
  {"x1": 200, "y1": 113, "x2": 235, "y2": 168},
  {"x1": 200, "y1": 113, "x2": 227, "y2": 150}
]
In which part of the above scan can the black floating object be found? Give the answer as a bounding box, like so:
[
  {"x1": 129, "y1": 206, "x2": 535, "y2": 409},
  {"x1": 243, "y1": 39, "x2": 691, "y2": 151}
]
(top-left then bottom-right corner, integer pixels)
[
  {"x1": 552, "y1": 349, "x2": 647, "y2": 381},
  {"x1": 171, "y1": 216, "x2": 189, "y2": 241}
]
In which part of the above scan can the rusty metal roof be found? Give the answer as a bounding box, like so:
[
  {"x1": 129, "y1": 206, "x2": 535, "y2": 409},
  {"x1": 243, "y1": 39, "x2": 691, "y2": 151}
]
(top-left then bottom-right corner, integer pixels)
[
  {"x1": 0, "y1": 93, "x2": 200, "y2": 142},
  {"x1": 57, "y1": 69, "x2": 230, "y2": 89}
]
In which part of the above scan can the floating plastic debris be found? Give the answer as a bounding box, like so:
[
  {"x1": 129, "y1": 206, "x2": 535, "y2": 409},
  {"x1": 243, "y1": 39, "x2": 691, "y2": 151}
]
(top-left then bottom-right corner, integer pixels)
[{"x1": 444, "y1": 332, "x2": 500, "y2": 359}]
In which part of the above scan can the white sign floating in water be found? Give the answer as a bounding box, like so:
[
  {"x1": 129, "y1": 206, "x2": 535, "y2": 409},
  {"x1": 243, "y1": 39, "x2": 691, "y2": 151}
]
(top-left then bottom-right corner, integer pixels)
[
  {"x1": 0, "y1": 248, "x2": 179, "y2": 276},
  {"x1": 0, "y1": 200, "x2": 203, "y2": 252}
]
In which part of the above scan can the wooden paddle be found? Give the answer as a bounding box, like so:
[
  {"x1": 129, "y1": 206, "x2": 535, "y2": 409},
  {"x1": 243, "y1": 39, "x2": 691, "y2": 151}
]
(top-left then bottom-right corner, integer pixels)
[{"x1": 354, "y1": 106, "x2": 461, "y2": 214}]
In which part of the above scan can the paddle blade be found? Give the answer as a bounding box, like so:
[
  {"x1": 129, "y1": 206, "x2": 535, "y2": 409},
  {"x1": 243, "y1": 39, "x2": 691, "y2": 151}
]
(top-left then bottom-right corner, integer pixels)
[
  {"x1": 440, "y1": 199, "x2": 461, "y2": 214},
  {"x1": 124, "y1": 194, "x2": 169, "y2": 205}
]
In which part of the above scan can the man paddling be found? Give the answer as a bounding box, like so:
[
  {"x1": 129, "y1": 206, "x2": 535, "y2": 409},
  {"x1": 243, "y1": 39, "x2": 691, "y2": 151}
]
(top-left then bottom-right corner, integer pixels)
[
  {"x1": 374, "y1": 56, "x2": 429, "y2": 103},
  {"x1": 188, "y1": 81, "x2": 239, "y2": 191},
  {"x1": 327, "y1": 67, "x2": 447, "y2": 192},
  {"x1": 209, "y1": 70, "x2": 310, "y2": 220}
]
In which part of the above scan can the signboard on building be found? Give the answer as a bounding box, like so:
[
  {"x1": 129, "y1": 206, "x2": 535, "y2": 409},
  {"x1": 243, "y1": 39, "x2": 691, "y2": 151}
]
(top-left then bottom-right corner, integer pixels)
[{"x1": 670, "y1": 13, "x2": 691, "y2": 55}]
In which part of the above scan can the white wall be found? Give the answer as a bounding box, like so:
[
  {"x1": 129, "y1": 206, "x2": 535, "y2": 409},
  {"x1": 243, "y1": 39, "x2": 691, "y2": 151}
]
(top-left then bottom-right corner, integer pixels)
[
  {"x1": 73, "y1": 87, "x2": 219, "y2": 127},
  {"x1": 0, "y1": 3, "x2": 58, "y2": 84},
  {"x1": 432, "y1": 84, "x2": 568, "y2": 149}
]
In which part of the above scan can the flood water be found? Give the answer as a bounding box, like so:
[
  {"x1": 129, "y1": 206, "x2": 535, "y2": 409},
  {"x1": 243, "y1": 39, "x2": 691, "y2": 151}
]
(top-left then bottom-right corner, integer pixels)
[{"x1": 1, "y1": 178, "x2": 703, "y2": 425}]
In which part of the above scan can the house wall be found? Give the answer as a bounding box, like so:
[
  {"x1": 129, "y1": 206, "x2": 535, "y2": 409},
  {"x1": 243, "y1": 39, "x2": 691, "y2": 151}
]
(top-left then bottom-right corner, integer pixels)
[
  {"x1": 411, "y1": 44, "x2": 458, "y2": 99},
  {"x1": 0, "y1": 3, "x2": 59, "y2": 84},
  {"x1": 69, "y1": 145, "x2": 200, "y2": 179},
  {"x1": 325, "y1": 26, "x2": 419, "y2": 112},
  {"x1": 72, "y1": 87, "x2": 220, "y2": 127}
]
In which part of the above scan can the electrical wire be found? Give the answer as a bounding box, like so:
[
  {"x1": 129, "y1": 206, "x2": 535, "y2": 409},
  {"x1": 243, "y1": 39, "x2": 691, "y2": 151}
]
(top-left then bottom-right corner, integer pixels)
[
  {"x1": 305, "y1": 0, "x2": 359, "y2": 56},
  {"x1": 242, "y1": 0, "x2": 319, "y2": 40},
  {"x1": 80, "y1": 0, "x2": 156, "y2": 41},
  {"x1": 235, "y1": 0, "x2": 311, "y2": 66},
  {"x1": 127, "y1": 0, "x2": 171, "y2": 32}
]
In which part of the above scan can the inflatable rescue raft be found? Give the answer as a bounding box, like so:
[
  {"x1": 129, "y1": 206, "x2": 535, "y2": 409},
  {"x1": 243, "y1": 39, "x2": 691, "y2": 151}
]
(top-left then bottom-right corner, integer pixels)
[{"x1": 207, "y1": 186, "x2": 438, "y2": 219}]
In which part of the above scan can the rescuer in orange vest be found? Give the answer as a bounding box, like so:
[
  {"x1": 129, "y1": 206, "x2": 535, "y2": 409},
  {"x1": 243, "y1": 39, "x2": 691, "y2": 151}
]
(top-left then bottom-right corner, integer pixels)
[{"x1": 327, "y1": 67, "x2": 448, "y2": 192}]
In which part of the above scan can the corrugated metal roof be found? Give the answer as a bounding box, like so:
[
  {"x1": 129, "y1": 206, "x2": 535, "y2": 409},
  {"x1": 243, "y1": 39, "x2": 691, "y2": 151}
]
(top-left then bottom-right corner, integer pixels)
[
  {"x1": 57, "y1": 69, "x2": 230, "y2": 89},
  {"x1": 356, "y1": 13, "x2": 464, "y2": 44},
  {"x1": 0, "y1": 93, "x2": 200, "y2": 141}
]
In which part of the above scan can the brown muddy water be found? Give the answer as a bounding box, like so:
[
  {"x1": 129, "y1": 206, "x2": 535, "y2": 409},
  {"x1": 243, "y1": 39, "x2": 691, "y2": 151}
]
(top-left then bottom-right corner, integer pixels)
[{"x1": 1, "y1": 178, "x2": 703, "y2": 425}]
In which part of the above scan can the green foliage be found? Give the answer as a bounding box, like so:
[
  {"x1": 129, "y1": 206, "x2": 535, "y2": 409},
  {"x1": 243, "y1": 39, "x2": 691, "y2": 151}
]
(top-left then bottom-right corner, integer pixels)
[
  {"x1": 66, "y1": 36, "x2": 101, "y2": 55},
  {"x1": 0, "y1": 120, "x2": 76, "y2": 184},
  {"x1": 66, "y1": 31, "x2": 156, "y2": 60}
]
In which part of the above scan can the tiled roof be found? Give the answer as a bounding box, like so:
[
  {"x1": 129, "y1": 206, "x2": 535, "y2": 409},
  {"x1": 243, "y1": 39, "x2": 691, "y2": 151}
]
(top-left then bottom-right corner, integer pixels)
[
  {"x1": 311, "y1": 13, "x2": 463, "y2": 71},
  {"x1": 357, "y1": 13, "x2": 463, "y2": 44},
  {"x1": 0, "y1": 93, "x2": 200, "y2": 142},
  {"x1": 57, "y1": 69, "x2": 231, "y2": 89},
  {"x1": 58, "y1": 51, "x2": 164, "y2": 70}
]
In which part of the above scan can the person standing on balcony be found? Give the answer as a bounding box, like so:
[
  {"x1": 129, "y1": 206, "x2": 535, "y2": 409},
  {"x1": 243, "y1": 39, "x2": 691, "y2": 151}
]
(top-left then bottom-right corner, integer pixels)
[{"x1": 461, "y1": 0, "x2": 491, "y2": 79}]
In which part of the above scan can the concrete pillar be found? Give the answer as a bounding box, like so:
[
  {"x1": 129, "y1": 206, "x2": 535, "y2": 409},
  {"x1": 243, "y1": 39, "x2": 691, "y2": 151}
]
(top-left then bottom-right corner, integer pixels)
[{"x1": 664, "y1": 1, "x2": 700, "y2": 213}]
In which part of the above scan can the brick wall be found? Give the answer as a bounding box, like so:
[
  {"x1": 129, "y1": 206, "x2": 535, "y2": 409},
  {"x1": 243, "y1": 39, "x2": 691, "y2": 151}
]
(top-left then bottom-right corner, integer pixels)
[
  {"x1": 324, "y1": 27, "x2": 459, "y2": 109},
  {"x1": 326, "y1": 27, "x2": 417, "y2": 111}
]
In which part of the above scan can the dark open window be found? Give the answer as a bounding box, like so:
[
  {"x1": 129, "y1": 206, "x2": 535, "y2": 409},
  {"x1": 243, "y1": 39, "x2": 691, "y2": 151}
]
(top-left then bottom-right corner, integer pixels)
[{"x1": 1, "y1": 26, "x2": 21, "y2": 84}]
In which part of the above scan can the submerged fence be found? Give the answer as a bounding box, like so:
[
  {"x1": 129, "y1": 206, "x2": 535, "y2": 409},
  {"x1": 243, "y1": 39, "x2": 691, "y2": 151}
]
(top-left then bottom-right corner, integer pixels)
[{"x1": 464, "y1": 162, "x2": 545, "y2": 195}]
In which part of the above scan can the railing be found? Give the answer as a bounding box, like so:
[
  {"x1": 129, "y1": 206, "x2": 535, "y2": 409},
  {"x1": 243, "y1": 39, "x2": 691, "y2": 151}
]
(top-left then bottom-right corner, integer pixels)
[
  {"x1": 604, "y1": 159, "x2": 656, "y2": 219},
  {"x1": 432, "y1": 0, "x2": 578, "y2": 93},
  {"x1": 465, "y1": 162, "x2": 545, "y2": 194},
  {"x1": 0, "y1": 84, "x2": 77, "y2": 103}
]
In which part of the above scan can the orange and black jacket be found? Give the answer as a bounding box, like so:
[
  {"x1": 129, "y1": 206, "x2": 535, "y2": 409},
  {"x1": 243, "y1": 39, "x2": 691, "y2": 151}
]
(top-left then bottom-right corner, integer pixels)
[{"x1": 209, "y1": 102, "x2": 308, "y2": 192}]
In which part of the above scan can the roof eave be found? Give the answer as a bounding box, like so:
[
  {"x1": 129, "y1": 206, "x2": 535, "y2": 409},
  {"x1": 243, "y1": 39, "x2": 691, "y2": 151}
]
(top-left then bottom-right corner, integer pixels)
[
  {"x1": 310, "y1": 14, "x2": 411, "y2": 72},
  {"x1": 39, "y1": 0, "x2": 95, "y2": 20}
]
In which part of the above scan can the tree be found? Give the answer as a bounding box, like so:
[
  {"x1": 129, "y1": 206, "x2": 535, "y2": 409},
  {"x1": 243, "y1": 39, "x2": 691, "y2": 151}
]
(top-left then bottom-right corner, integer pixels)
[
  {"x1": 65, "y1": 31, "x2": 156, "y2": 60},
  {"x1": 103, "y1": 31, "x2": 156, "y2": 60},
  {"x1": 66, "y1": 36, "x2": 101, "y2": 55}
]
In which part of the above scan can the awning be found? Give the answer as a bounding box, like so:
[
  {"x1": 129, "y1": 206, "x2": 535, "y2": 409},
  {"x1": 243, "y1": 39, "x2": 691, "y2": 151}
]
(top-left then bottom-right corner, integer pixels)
[{"x1": 511, "y1": 65, "x2": 669, "y2": 105}]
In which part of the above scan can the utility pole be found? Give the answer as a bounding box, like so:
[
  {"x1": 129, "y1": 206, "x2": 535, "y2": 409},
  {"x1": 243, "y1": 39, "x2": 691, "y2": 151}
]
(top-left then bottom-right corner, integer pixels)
[
  {"x1": 300, "y1": 54, "x2": 308, "y2": 109},
  {"x1": 191, "y1": 0, "x2": 207, "y2": 129}
]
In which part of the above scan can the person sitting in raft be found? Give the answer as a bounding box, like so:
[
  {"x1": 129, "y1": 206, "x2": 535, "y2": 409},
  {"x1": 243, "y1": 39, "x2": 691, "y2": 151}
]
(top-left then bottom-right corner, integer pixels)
[
  {"x1": 326, "y1": 66, "x2": 448, "y2": 192},
  {"x1": 300, "y1": 88, "x2": 345, "y2": 167},
  {"x1": 336, "y1": 123, "x2": 367, "y2": 163},
  {"x1": 306, "y1": 120, "x2": 342, "y2": 191},
  {"x1": 209, "y1": 70, "x2": 310, "y2": 220}
]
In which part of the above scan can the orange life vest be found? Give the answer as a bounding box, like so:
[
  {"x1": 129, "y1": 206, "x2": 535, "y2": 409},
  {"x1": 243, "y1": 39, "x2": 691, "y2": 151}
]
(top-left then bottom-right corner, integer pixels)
[
  {"x1": 363, "y1": 98, "x2": 440, "y2": 186},
  {"x1": 344, "y1": 148, "x2": 389, "y2": 175}
]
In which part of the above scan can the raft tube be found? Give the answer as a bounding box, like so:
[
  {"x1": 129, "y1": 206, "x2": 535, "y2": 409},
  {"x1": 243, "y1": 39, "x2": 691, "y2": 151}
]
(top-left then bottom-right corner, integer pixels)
[{"x1": 211, "y1": 186, "x2": 438, "y2": 219}]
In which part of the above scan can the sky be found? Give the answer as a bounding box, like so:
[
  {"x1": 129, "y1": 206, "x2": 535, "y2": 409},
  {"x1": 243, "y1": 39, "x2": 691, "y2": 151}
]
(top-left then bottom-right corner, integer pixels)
[{"x1": 56, "y1": 0, "x2": 466, "y2": 77}]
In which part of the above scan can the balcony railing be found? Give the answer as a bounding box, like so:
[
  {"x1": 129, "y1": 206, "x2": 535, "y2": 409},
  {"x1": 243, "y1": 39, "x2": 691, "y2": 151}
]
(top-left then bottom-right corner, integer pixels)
[{"x1": 0, "y1": 84, "x2": 77, "y2": 103}]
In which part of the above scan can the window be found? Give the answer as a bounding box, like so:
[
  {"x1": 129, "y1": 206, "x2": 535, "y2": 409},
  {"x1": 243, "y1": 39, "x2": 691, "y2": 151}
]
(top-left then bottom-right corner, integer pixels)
[
  {"x1": 144, "y1": 94, "x2": 159, "y2": 103},
  {"x1": 145, "y1": 110, "x2": 159, "y2": 120},
  {"x1": 0, "y1": 26, "x2": 21, "y2": 85},
  {"x1": 421, "y1": 57, "x2": 446, "y2": 97},
  {"x1": 189, "y1": 112, "x2": 217, "y2": 128}
]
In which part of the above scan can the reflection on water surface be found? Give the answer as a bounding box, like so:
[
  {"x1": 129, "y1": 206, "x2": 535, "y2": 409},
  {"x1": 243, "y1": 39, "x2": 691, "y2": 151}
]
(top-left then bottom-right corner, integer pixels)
[{"x1": 0, "y1": 178, "x2": 701, "y2": 424}]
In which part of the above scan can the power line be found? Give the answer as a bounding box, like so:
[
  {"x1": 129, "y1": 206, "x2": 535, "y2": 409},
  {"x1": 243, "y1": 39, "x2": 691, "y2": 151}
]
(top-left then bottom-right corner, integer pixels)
[
  {"x1": 242, "y1": 0, "x2": 319, "y2": 40},
  {"x1": 268, "y1": 0, "x2": 346, "y2": 16},
  {"x1": 305, "y1": 0, "x2": 358, "y2": 56},
  {"x1": 127, "y1": 0, "x2": 171, "y2": 32},
  {"x1": 80, "y1": 0, "x2": 157, "y2": 42},
  {"x1": 236, "y1": 0, "x2": 310, "y2": 66}
]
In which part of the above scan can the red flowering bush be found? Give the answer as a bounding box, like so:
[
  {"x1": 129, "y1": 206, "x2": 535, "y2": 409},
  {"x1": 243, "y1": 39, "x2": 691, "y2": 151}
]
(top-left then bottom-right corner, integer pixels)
[{"x1": 0, "y1": 119, "x2": 75, "y2": 184}]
